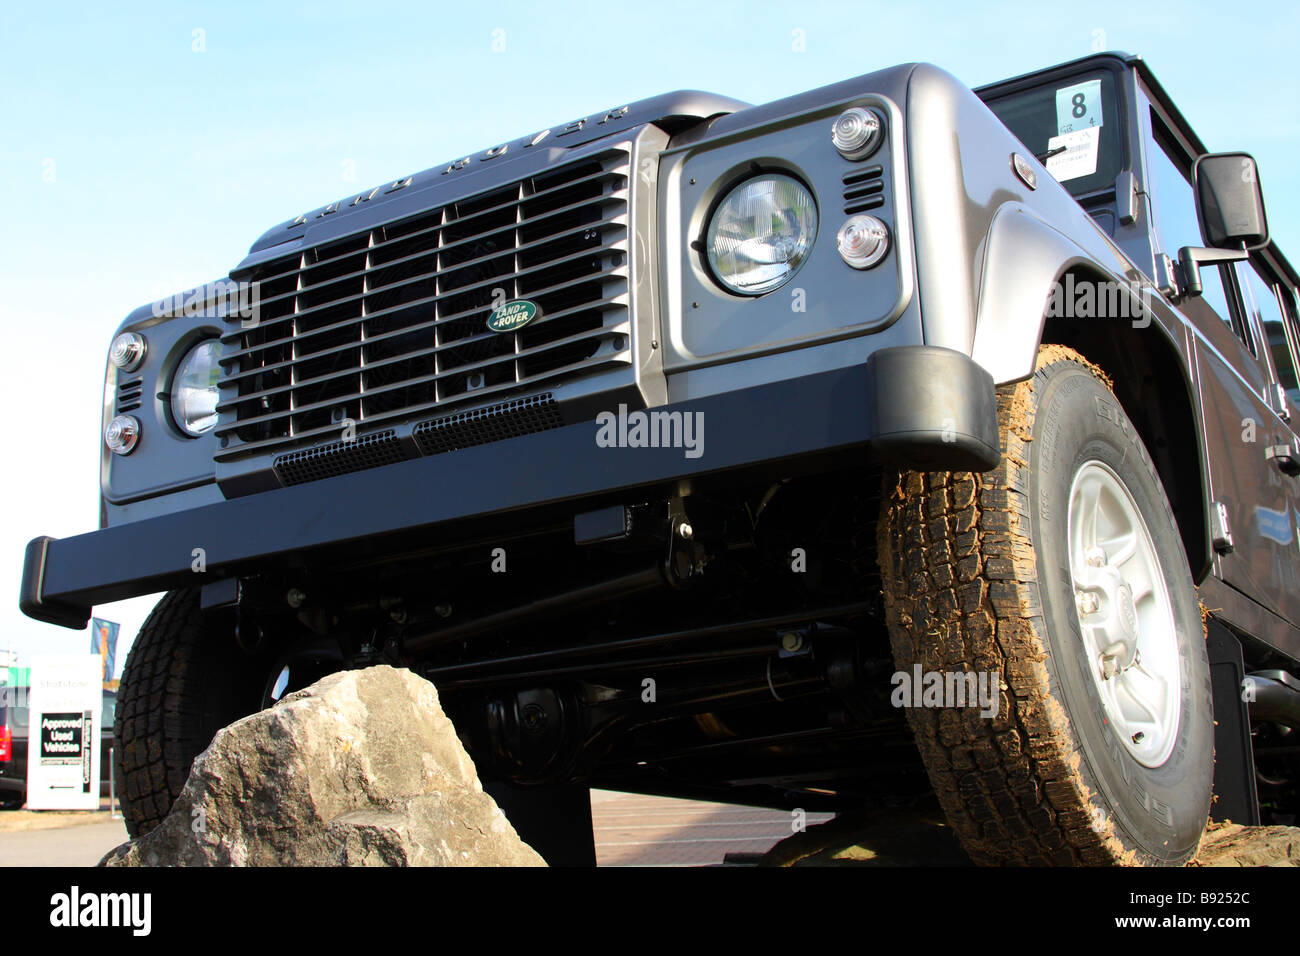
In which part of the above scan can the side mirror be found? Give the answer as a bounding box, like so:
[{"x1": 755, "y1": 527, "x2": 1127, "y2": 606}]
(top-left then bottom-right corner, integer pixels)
[
  {"x1": 1193, "y1": 152, "x2": 1269, "y2": 250},
  {"x1": 1174, "y1": 152, "x2": 1267, "y2": 299}
]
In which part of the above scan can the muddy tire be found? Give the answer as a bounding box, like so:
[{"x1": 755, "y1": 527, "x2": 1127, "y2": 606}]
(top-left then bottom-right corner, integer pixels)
[
  {"x1": 877, "y1": 345, "x2": 1213, "y2": 865},
  {"x1": 114, "y1": 589, "x2": 264, "y2": 838}
]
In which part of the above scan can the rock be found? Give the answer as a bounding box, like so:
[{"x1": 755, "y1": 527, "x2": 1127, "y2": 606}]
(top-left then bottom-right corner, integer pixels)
[
  {"x1": 1190, "y1": 821, "x2": 1298, "y2": 867},
  {"x1": 100, "y1": 666, "x2": 545, "y2": 867}
]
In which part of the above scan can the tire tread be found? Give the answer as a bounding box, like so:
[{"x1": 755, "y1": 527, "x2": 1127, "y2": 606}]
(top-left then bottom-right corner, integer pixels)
[
  {"x1": 114, "y1": 589, "x2": 241, "y2": 838},
  {"x1": 877, "y1": 345, "x2": 1143, "y2": 866}
]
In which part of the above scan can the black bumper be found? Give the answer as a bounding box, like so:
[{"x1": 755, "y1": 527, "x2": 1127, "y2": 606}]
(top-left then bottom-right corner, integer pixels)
[{"x1": 20, "y1": 346, "x2": 999, "y2": 629}]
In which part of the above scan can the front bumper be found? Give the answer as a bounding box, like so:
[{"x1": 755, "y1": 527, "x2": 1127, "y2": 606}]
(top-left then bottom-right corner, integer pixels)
[{"x1": 21, "y1": 346, "x2": 999, "y2": 629}]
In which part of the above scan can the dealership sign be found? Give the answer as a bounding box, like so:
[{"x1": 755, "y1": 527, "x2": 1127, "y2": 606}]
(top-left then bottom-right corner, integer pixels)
[{"x1": 26, "y1": 655, "x2": 101, "y2": 810}]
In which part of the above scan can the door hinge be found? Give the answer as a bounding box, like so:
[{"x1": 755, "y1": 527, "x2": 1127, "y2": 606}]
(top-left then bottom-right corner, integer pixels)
[
  {"x1": 1153, "y1": 253, "x2": 1180, "y2": 301},
  {"x1": 1265, "y1": 383, "x2": 1292, "y2": 423},
  {"x1": 1116, "y1": 170, "x2": 1140, "y2": 226},
  {"x1": 1210, "y1": 501, "x2": 1235, "y2": 554}
]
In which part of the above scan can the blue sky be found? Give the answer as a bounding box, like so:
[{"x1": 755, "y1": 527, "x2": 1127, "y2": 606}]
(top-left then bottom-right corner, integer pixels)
[{"x1": 2, "y1": 0, "x2": 1297, "y2": 671}]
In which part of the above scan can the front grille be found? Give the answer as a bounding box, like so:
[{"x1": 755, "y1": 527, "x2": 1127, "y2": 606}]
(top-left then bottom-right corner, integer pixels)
[
  {"x1": 273, "y1": 430, "x2": 405, "y2": 486},
  {"x1": 217, "y1": 145, "x2": 632, "y2": 461},
  {"x1": 413, "y1": 393, "x2": 563, "y2": 456}
]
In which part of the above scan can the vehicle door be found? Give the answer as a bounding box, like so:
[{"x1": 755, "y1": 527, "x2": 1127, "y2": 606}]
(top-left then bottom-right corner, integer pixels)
[
  {"x1": 1235, "y1": 258, "x2": 1300, "y2": 624},
  {"x1": 1143, "y1": 104, "x2": 1298, "y2": 622}
]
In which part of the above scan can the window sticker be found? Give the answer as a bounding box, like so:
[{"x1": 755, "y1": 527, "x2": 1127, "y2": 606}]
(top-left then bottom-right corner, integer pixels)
[
  {"x1": 1055, "y1": 79, "x2": 1104, "y2": 134},
  {"x1": 1046, "y1": 127, "x2": 1101, "y2": 182}
]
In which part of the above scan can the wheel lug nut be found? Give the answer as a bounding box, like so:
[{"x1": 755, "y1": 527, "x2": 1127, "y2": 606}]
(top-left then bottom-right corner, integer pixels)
[
  {"x1": 1085, "y1": 547, "x2": 1107, "y2": 568},
  {"x1": 1131, "y1": 731, "x2": 1144, "y2": 744},
  {"x1": 1076, "y1": 592, "x2": 1100, "y2": 615}
]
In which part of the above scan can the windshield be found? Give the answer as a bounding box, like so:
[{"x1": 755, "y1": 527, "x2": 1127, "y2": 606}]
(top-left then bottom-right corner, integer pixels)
[{"x1": 984, "y1": 70, "x2": 1123, "y2": 196}]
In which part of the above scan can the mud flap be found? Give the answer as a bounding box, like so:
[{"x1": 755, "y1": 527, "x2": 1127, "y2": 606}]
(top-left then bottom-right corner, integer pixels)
[{"x1": 1207, "y1": 619, "x2": 1261, "y2": 825}]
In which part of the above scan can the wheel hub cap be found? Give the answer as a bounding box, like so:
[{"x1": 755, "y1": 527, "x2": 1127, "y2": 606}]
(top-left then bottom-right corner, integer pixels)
[{"x1": 1067, "y1": 460, "x2": 1181, "y2": 768}]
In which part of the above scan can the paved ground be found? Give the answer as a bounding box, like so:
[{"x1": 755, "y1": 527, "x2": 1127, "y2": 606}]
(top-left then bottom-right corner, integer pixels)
[
  {"x1": 0, "y1": 818, "x2": 128, "y2": 866},
  {"x1": 591, "y1": 790, "x2": 833, "y2": 866},
  {"x1": 0, "y1": 797, "x2": 128, "y2": 866},
  {"x1": 0, "y1": 791, "x2": 824, "y2": 867},
  {"x1": 5, "y1": 792, "x2": 1288, "y2": 867}
]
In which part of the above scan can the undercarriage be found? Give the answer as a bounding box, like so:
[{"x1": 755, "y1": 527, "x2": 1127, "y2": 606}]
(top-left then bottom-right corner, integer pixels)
[{"x1": 229, "y1": 465, "x2": 934, "y2": 811}]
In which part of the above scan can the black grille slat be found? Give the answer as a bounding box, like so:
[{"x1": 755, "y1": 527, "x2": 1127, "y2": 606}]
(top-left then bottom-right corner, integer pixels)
[
  {"x1": 218, "y1": 146, "x2": 632, "y2": 460},
  {"x1": 844, "y1": 182, "x2": 884, "y2": 202},
  {"x1": 844, "y1": 196, "x2": 885, "y2": 214},
  {"x1": 243, "y1": 194, "x2": 625, "y2": 330},
  {"x1": 116, "y1": 379, "x2": 144, "y2": 413},
  {"x1": 217, "y1": 349, "x2": 615, "y2": 459},
  {"x1": 265, "y1": 394, "x2": 564, "y2": 489},
  {"x1": 273, "y1": 430, "x2": 406, "y2": 486},
  {"x1": 219, "y1": 235, "x2": 627, "y2": 363},
  {"x1": 218, "y1": 301, "x2": 625, "y2": 430},
  {"x1": 843, "y1": 166, "x2": 885, "y2": 215},
  {"x1": 218, "y1": 282, "x2": 622, "y2": 392},
  {"x1": 226, "y1": 174, "x2": 628, "y2": 332},
  {"x1": 413, "y1": 394, "x2": 563, "y2": 456}
]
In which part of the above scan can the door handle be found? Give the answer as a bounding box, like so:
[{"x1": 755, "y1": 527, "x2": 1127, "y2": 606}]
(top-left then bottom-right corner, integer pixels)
[{"x1": 1265, "y1": 442, "x2": 1300, "y2": 476}]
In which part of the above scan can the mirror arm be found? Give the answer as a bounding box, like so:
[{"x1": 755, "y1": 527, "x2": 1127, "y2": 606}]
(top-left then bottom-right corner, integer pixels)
[{"x1": 1175, "y1": 243, "x2": 1248, "y2": 297}]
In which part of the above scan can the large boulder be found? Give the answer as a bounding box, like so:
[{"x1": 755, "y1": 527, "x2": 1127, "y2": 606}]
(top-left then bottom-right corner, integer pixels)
[{"x1": 100, "y1": 665, "x2": 544, "y2": 866}]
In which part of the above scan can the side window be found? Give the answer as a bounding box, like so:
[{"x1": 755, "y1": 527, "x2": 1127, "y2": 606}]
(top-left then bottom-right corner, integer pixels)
[
  {"x1": 1244, "y1": 267, "x2": 1300, "y2": 409},
  {"x1": 1146, "y1": 118, "x2": 1239, "y2": 337}
]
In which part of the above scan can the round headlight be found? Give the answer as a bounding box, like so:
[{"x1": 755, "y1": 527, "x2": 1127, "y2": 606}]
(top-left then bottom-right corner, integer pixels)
[
  {"x1": 705, "y1": 173, "x2": 817, "y2": 295},
  {"x1": 170, "y1": 339, "x2": 222, "y2": 436}
]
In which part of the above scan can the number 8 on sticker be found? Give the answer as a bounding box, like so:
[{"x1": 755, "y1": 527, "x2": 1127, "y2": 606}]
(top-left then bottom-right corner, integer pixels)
[{"x1": 1055, "y1": 79, "x2": 1103, "y2": 134}]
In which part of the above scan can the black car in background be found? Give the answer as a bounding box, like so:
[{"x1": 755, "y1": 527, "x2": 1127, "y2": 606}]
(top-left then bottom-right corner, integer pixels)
[{"x1": 0, "y1": 689, "x2": 116, "y2": 808}]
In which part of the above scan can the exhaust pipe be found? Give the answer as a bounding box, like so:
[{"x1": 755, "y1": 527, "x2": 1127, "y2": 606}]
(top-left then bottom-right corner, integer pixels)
[
  {"x1": 1247, "y1": 670, "x2": 1300, "y2": 728},
  {"x1": 405, "y1": 564, "x2": 668, "y2": 653}
]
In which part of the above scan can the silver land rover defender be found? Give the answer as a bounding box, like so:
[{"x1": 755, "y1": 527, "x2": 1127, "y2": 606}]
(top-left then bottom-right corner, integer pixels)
[{"x1": 20, "y1": 52, "x2": 1300, "y2": 866}]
